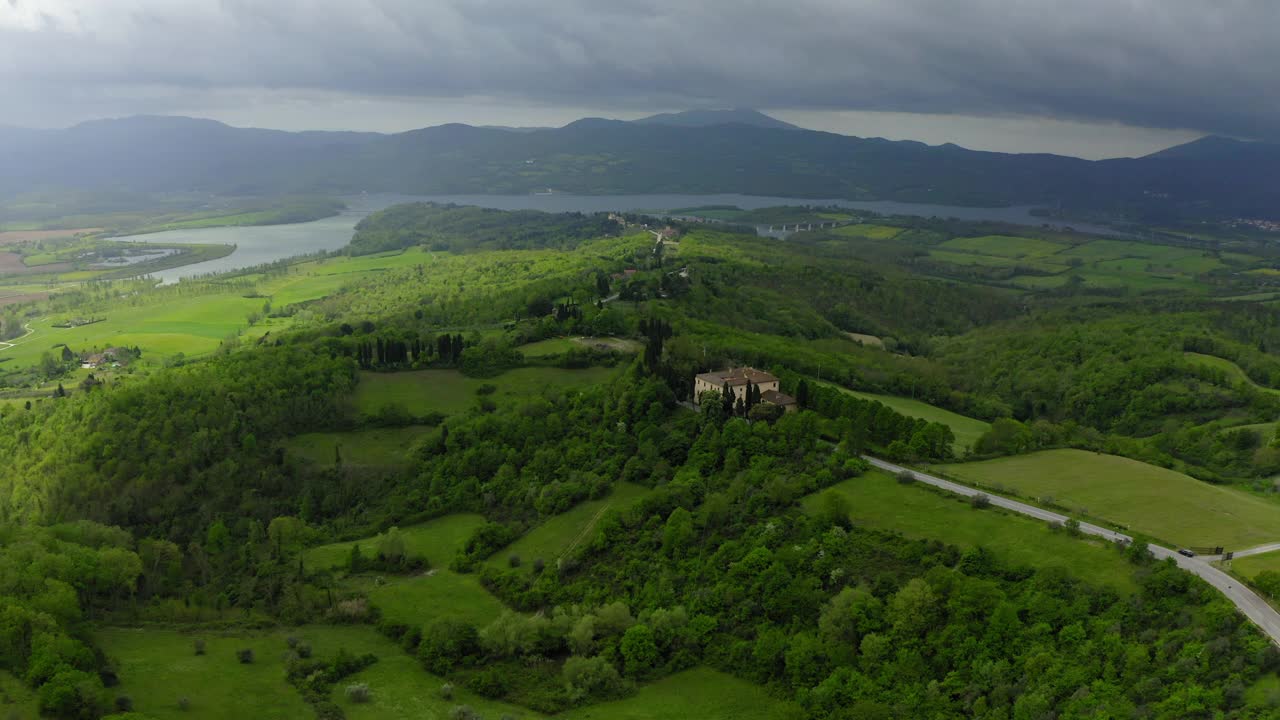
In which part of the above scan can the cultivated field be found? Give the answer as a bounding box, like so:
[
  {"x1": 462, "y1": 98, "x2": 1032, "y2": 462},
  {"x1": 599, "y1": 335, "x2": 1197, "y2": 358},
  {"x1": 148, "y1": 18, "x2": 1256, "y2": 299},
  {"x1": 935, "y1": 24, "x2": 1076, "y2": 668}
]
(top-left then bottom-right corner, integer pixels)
[
  {"x1": 843, "y1": 331, "x2": 884, "y2": 348},
  {"x1": 919, "y1": 232, "x2": 1253, "y2": 294},
  {"x1": 304, "y1": 514, "x2": 486, "y2": 571},
  {"x1": 805, "y1": 469, "x2": 1138, "y2": 592},
  {"x1": 939, "y1": 449, "x2": 1280, "y2": 548},
  {"x1": 351, "y1": 366, "x2": 619, "y2": 417},
  {"x1": 484, "y1": 482, "x2": 652, "y2": 573},
  {"x1": 0, "y1": 228, "x2": 100, "y2": 245},
  {"x1": 833, "y1": 223, "x2": 903, "y2": 240}
]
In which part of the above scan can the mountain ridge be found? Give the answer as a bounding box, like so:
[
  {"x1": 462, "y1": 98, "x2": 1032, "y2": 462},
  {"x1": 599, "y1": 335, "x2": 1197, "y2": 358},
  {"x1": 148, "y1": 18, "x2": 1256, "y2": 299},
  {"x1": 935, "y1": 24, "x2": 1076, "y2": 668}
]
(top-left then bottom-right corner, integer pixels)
[{"x1": 2, "y1": 114, "x2": 1272, "y2": 221}]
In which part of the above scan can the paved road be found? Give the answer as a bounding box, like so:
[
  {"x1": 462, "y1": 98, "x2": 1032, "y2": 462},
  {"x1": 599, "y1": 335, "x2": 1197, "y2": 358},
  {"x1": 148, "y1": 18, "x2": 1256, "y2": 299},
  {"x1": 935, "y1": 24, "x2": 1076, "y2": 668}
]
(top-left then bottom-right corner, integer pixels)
[
  {"x1": 864, "y1": 457, "x2": 1280, "y2": 645},
  {"x1": 1224, "y1": 541, "x2": 1280, "y2": 560}
]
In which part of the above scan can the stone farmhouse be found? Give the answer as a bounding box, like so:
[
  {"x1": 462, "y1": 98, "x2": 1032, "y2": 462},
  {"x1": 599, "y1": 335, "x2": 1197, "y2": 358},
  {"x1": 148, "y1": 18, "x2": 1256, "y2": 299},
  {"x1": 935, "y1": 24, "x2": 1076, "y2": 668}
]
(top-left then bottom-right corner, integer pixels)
[{"x1": 693, "y1": 367, "x2": 798, "y2": 412}]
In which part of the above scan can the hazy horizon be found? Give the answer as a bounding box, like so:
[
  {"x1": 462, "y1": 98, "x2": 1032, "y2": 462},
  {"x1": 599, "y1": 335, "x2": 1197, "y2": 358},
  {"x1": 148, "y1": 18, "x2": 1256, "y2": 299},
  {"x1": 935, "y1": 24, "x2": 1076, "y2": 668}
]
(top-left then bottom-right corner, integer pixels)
[{"x1": 3, "y1": 1, "x2": 1268, "y2": 161}]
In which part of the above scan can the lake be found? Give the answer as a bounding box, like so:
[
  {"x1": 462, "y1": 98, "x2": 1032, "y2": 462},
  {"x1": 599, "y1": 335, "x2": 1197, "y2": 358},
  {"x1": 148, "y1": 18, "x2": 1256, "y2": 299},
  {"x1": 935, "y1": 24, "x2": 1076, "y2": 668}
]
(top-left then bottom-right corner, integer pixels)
[{"x1": 126, "y1": 193, "x2": 1116, "y2": 283}]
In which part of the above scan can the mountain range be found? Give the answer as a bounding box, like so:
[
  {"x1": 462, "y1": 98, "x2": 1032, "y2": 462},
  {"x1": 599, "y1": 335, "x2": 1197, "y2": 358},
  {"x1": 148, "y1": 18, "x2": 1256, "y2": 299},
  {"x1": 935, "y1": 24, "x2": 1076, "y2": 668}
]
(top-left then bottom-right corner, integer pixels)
[{"x1": 2, "y1": 110, "x2": 1277, "y2": 221}]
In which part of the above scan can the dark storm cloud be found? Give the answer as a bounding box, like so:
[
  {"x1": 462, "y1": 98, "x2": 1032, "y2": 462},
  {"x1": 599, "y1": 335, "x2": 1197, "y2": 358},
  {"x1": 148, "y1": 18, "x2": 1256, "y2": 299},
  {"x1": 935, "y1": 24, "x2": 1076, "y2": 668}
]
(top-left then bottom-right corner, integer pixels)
[{"x1": 1, "y1": 0, "x2": 1277, "y2": 137}]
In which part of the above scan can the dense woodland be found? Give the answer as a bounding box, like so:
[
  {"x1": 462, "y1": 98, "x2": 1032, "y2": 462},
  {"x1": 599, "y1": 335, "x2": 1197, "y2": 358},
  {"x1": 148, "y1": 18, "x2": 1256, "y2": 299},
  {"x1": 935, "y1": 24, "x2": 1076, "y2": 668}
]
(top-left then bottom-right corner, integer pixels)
[{"x1": 3, "y1": 203, "x2": 1280, "y2": 717}]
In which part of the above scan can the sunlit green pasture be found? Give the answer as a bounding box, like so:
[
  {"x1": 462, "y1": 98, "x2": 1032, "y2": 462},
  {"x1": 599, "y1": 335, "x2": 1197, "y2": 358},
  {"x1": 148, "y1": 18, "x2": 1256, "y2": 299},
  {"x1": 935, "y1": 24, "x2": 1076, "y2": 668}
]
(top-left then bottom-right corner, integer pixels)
[
  {"x1": 833, "y1": 223, "x2": 903, "y2": 240},
  {"x1": 938, "y1": 449, "x2": 1280, "y2": 548},
  {"x1": 939, "y1": 234, "x2": 1067, "y2": 258},
  {"x1": 803, "y1": 469, "x2": 1137, "y2": 592},
  {"x1": 822, "y1": 382, "x2": 991, "y2": 452}
]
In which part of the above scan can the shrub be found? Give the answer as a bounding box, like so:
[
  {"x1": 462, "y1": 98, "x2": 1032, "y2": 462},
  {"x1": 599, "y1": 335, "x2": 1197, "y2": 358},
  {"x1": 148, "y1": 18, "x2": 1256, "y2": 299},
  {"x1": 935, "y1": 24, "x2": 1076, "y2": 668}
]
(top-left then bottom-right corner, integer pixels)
[
  {"x1": 314, "y1": 700, "x2": 345, "y2": 720},
  {"x1": 237, "y1": 648, "x2": 255, "y2": 664},
  {"x1": 508, "y1": 554, "x2": 522, "y2": 568},
  {"x1": 970, "y1": 493, "x2": 990, "y2": 509},
  {"x1": 115, "y1": 694, "x2": 134, "y2": 712},
  {"x1": 178, "y1": 696, "x2": 191, "y2": 711},
  {"x1": 449, "y1": 705, "x2": 482, "y2": 720},
  {"x1": 345, "y1": 683, "x2": 372, "y2": 703},
  {"x1": 896, "y1": 470, "x2": 916, "y2": 484},
  {"x1": 287, "y1": 636, "x2": 300, "y2": 649},
  {"x1": 563, "y1": 655, "x2": 624, "y2": 702},
  {"x1": 440, "y1": 682, "x2": 455, "y2": 700},
  {"x1": 296, "y1": 641, "x2": 313, "y2": 659},
  {"x1": 193, "y1": 638, "x2": 206, "y2": 656},
  {"x1": 400, "y1": 626, "x2": 422, "y2": 652},
  {"x1": 532, "y1": 558, "x2": 546, "y2": 573}
]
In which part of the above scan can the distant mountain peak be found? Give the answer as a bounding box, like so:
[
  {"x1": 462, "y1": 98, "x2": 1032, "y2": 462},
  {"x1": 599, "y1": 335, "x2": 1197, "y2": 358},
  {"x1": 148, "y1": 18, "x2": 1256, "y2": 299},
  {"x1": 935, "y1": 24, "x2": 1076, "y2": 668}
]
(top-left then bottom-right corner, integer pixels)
[
  {"x1": 632, "y1": 108, "x2": 801, "y2": 131},
  {"x1": 1144, "y1": 134, "x2": 1265, "y2": 159}
]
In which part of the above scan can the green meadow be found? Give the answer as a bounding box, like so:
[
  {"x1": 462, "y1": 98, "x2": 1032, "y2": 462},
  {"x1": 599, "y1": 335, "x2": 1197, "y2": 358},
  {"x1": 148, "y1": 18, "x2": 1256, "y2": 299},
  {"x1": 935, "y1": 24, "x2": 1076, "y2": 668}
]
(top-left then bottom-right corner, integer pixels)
[
  {"x1": 833, "y1": 223, "x2": 903, "y2": 240},
  {"x1": 355, "y1": 570, "x2": 509, "y2": 628},
  {"x1": 304, "y1": 513, "x2": 487, "y2": 571},
  {"x1": 804, "y1": 469, "x2": 1138, "y2": 592},
  {"x1": 823, "y1": 382, "x2": 991, "y2": 452},
  {"x1": 484, "y1": 482, "x2": 652, "y2": 573},
  {"x1": 1227, "y1": 549, "x2": 1280, "y2": 582},
  {"x1": 1186, "y1": 352, "x2": 1280, "y2": 394},
  {"x1": 284, "y1": 425, "x2": 433, "y2": 467},
  {"x1": 97, "y1": 626, "x2": 315, "y2": 719},
  {"x1": 938, "y1": 449, "x2": 1280, "y2": 548}
]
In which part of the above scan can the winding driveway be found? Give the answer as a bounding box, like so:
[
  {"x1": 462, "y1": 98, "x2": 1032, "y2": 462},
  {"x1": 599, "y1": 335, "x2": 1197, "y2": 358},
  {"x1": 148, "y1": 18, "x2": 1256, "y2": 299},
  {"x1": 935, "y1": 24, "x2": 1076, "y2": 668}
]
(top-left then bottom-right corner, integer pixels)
[
  {"x1": 864, "y1": 456, "x2": 1280, "y2": 646},
  {"x1": 0, "y1": 320, "x2": 36, "y2": 351}
]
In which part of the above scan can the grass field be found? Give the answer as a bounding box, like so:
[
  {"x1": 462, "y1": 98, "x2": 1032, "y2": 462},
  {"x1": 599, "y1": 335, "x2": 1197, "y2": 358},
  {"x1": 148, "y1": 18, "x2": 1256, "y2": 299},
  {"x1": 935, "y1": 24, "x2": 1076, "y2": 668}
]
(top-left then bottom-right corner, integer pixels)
[
  {"x1": 1227, "y1": 550, "x2": 1280, "y2": 581},
  {"x1": 330, "y1": 631, "x2": 534, "y2": 720},
  {"x1": 484, "y1": 482, "x2": 651, "y2": 573},
  {"x1": 351, "y1": 366, "x2": 618, "y2": 417},
  {"x1": 920, "y1": 233, "x2": 1250, "y2": 294},
  {"x1": 940, "y1": 234, "x2": 1067, "y2": 259},
  {"x1": 938, "y1": 449, "x2": 1280, "y2": 548},
  {"x1": 0, "y1": 293, "x2": 261, "y2": 369},
  {"x1": 519, "y1": 336, "x2": 642, "y2": 358},
  {"x1": 305, "y1": 514, "x2": 486, "y2": 571},
  {"x1": 1186, "y1": 352, "x2": 1280, "y2": 395},
  {"x1": 804, "y1": 470, "x2": 1138, "y2": 592},
  {"x1": 833, "y1": 224, "x2": 903, "y2": 240},
  {"x1": 284, "y1": 426, "x2": 432, "y2": 467},
  {"x1": 843, "y1": 332, "x2": 884, "y2": 348},
  {"x1": 356, "y1": 569, "x2": 509, "y2": 628},
  {"x1": 558, "y1": 667, "x2": 801, "y2": 720},
  {"x1": 97, "y1": 626, "x2": 314, "y2": 719},
  {"x1": 824, "y1": 383, "x2": 990, "y2": 452}
]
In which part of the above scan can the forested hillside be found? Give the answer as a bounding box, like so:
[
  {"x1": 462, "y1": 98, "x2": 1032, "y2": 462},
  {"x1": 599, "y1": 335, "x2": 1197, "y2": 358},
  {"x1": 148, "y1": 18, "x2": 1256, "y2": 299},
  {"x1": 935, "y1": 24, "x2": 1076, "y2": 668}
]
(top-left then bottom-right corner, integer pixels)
[{"x1": 2, "y1": 203, "x2": 1280, "y2": 718}]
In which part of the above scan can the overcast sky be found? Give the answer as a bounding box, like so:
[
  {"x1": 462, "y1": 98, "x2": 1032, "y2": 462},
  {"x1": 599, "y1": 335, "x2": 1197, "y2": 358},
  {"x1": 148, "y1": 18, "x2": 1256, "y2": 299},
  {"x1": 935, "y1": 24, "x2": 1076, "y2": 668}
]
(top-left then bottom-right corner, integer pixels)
[{"x1": 1, "y1": 0, "x2": 1271, "y2": 159}]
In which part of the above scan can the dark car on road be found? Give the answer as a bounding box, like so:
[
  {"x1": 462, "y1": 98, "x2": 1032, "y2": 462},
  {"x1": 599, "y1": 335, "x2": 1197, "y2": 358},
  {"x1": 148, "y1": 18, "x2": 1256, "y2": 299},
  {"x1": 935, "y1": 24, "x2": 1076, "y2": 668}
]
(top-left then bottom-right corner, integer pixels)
[{"x1": 1178, "y1": 549, "x2": 1196, "y2": 557}]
